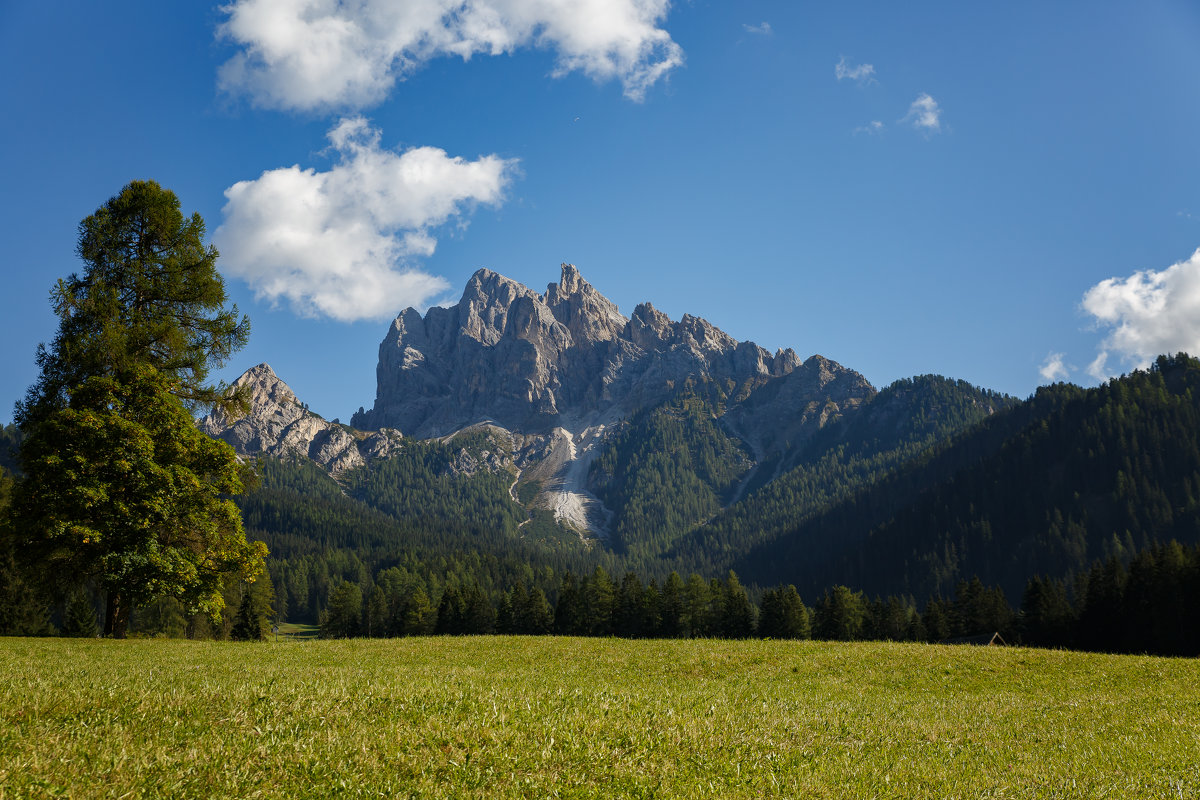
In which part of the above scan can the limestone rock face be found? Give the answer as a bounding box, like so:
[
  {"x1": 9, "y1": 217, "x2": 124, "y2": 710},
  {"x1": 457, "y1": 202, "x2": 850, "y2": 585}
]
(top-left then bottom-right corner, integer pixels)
[
  {"x1": 353, "y1": 263, "x2": 860, "y2": 440},
  {"x1": 544, "y1": 263, "x2": 628, "y2": 345},
  {"x1": 200, "y1": 364, "x2": 401, "y2": 474}
]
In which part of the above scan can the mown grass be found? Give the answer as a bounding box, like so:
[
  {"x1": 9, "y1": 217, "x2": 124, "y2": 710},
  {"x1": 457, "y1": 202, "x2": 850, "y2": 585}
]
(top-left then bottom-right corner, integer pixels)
[{"x1": 1, "y1": 637, "x2": 1197, "y2": 798}]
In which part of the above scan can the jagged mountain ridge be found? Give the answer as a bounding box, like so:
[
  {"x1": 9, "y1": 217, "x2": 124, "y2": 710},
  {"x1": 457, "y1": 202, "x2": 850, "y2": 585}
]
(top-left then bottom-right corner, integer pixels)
[
  {"x1": 198, "y1": 268, "x2": 1200, "y2": 609},
  {"x1": 350, "y1": 264, "x2": 846, "y2": 441}
]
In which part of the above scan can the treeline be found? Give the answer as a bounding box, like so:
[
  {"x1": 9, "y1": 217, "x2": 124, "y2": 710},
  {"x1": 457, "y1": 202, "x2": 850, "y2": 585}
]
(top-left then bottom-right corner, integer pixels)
[
  {"x1": 1021, "y1": 540, "x2": 1200, "y2": 656},
  {"x1": 266, "y1": 547, "x2": 563, "y2": 626},
  {"x1": 314, "y1": 564, "x2": 1012, "y2": 643},
  {"x1": 311, "y1": 543, "x2": 1200, "y2": 657},
  {"x1": 11, "y1": 492, "x2": 1200, "y2": 657}
]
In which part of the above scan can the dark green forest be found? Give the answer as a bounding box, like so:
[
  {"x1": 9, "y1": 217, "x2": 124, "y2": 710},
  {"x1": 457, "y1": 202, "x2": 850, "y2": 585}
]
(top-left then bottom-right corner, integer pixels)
[
  {"x1": 736, "y1": 353, "x2": 1200, "y2": 602},
  {"x1": 669, "y1": 375, "x2": 1018, "y2": 577},
  {"x1": 590, "y1": 391, "x2": 750, "y2": 561}
]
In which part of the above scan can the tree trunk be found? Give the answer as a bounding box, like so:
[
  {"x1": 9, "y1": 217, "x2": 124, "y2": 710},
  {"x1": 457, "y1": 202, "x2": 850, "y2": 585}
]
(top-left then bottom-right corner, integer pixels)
[{"x1": 104, "y1": 591, "x2": 130, "y2": 638}]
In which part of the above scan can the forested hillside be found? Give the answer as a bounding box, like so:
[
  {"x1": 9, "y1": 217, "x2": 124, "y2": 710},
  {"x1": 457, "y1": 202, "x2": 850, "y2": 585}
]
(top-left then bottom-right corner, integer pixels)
[
  {"x1": 237, "y1": 435, "x2": 614, "y2": 626},
  {"x1": 11, "y1": 341, "x2": 1200, "y2": 657},
  {"x1": 229, "y1": 373, "x2": 1020, "y2": 622},
  {"x1": 669, "y1": 375, "x2": 1016, "y2": 576},
  {"x1": 590, "y1": 391, "x2": 750, "y2": 562},
  {"x1": 737, "y1": 354, "x2": 1200, "y2": 601}
]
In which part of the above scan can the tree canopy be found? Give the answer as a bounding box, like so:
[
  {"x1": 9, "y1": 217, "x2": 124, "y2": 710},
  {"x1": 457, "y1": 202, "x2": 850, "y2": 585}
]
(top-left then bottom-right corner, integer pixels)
[{"x1": 16, "y1": 180, "x2": 249, "y2": 426}]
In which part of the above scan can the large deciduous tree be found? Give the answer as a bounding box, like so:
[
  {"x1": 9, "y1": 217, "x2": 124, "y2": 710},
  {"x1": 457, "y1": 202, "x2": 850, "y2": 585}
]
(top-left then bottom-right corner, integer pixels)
[{"x1": 8, "y1": 181, "x2": 264, "y2": 637}]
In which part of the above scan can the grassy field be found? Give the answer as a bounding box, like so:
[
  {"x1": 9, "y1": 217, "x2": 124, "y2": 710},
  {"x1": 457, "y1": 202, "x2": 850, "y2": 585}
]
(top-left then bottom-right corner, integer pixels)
[
  {"x1": 1, "y1": 637, "x2": 1197, "y2": 799},
  {"x1": 274, "y1": 622, "x2": 319, "y2": 641}
]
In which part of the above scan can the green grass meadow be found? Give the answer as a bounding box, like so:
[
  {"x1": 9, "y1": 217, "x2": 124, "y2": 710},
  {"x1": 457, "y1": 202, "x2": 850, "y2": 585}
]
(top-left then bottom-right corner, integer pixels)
[{"x1": 1, "y1": 637, "x2": 1197, "y2": 799}]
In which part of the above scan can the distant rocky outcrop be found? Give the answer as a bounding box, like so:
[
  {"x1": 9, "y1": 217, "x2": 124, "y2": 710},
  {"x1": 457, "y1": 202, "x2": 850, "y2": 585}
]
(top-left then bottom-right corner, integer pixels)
[
  {"x1": 200, "y1": 364, "x2": 401, "y2": 474},
  {"x1": 352, "y1": 263, "x2": 842, "y2": 439}
]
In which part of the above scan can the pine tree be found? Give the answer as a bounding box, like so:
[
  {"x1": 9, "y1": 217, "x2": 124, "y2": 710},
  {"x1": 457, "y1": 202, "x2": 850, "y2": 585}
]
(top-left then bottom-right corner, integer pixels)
[
  {"x1": 231, "y1": 591, "x2": 261, "y2": 641},
  {"x1": 814, "y1": 585, "x2": 867, "y2": 641},
  {"x1": 1019, "y1": 575, "x2": 1073, "y2": 647},
  {"x1": 758, "y1": 585, "x2": 810, "y2": 639},
  {"x1": 321, "y1": 582, "x2": 362, "y2": 638},
  {"x1": 683, "y1": 573, "x2": 712, "y2": 637},
  {"x1": 554, "y1": 572, "x2": 587, "y2": 635},
  {"x1": 658, "y1": 572, "x2": 686, "y2": 637},
  {"x1": 585, "y1": 567, "x2": 615, "y2": 636},
  {"x1": 922, "y1": 598, "x2": 952, "y2": 642},
  {"x1": 400, "y1": 587, "x2": 436, "y2": 636},
  {"x1": 717, "y1": 571, "x2": 755, "y2": 639},
  {"x1": 365, "y1": 586, "x2": 388, "y2": 637},
  {"x1": 614, "y1": 572, "x2": 646, "y2": 637},
  {"x1": 523, "y1": 588, "x2": 554, "y2": 635}
]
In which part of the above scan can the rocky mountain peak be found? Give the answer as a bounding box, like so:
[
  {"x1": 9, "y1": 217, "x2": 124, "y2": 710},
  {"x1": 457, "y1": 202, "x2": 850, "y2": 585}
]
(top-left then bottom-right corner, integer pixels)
[
  {"x1": 235, "y1": 362, "x2": 293, "y2": 407},
  {"x1": 556, "y1": 262, "x2": 585, "y2": 294},
  {"x1": 627, "y1": 302, "x2": 673, "y2": 349},
  {"x1": 544, "y1": 263, "x2": 627, "y2": 345},
  {"x1": 201, "y1": 364, "x2": 400, "y2": 474},
  {"x1": 458, "y1": 268, "x2": 562, "y2": 348},
  {"x1": 352, "y1": 264, "x2": 874, "y2": 442}
]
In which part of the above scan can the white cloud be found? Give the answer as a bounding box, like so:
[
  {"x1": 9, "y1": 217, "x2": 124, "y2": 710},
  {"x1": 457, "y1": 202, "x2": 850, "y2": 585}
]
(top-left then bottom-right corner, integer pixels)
[
  {"x1": 1038, "y1": 352, "x2": 1071, "y2": 383},
  {"x1": 835, "y1": 56, "x2": 875, "y2": 84},
  {"x1": 854, "y1": 120, "x2": 884, "y2": 135},
  {"x1": 1086, "y1": 352, "x2": 1111, "y2": 382},
  {"x1": 1081, "y1": 248, "x2": 1200, "y2": 379},
  {"x1": 218, "y1": 0, "x2": 684, "y2": 110},
  {"x1": 214, "y1": 117, "x2": 519, "y2": 322},
  {"x1": 743, "y1": 22, "x2": 772, "y2": 36},
  {"x1": 902, "y1": 92, "x2": 942, "y2": 132}
]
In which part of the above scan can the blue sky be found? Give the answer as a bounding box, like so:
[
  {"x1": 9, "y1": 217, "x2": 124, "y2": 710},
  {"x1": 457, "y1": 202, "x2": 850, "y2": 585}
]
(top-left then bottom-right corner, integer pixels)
[{"x1": 2, "y1": 1, "x2": 1199, "y2": 425}]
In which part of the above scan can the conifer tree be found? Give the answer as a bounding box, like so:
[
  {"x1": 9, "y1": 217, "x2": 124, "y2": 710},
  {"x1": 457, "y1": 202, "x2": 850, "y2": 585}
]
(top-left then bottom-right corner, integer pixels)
[
  {"x1": 231, "y1": 591, "x2": 262, "y2": 641},
  {"x1": 522, "y1": 587, "x2": 554, "y2": 635},
  {"x1": 1019, "y1": 575, "x2": 1073, "y2": 646},
  {"x1": 10, "y1": 181, "x2": 261, "y2": 637},
  {"x1": 717, "y1": 571, "x2": 756, "y2": 638},
  {"x1": 614, "y1": 571, "x2": 646, "y2": 637},
  {"x1": 400, "y1": 587, "x2": 436, "y2": 636},
  {"x1": 365, "y1": 586, "x2": 388, "y2": 637},
  {"x1": 683, "y1": 573, "x2": 712, "y2": 637},
  {"x1": 17, "y1": 180, "x2": 249, "y2": 423},
  {"x1": 658, "y1": 572, "x2": 686, "y2": 637},
  {"x1": 585, "y1": 566, "x2": 615, "y2": 636},
  {"x1": 758, "y1": 585, "x2": 810, "y2": 639},
  {"x1": 554, "y1": 572, "x2": 587, "y2": 635},
  {"x1": 814, "y1": 585, "x2": 867, "y2": 641},
  {"x1": 321, "y1": 582, "x2": 362, "y2": 638}
]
